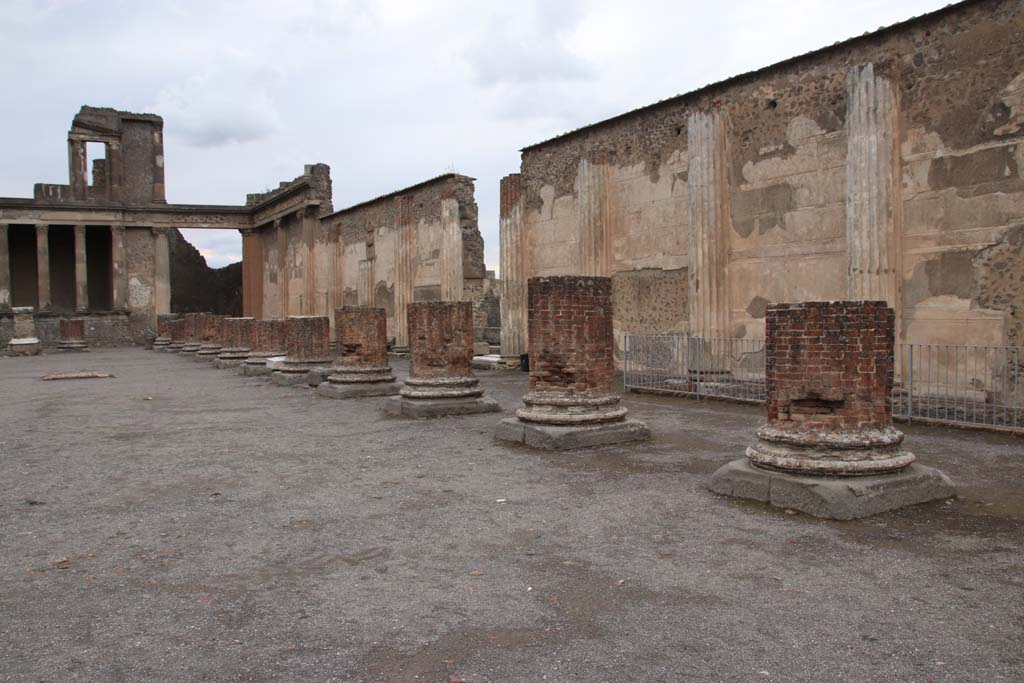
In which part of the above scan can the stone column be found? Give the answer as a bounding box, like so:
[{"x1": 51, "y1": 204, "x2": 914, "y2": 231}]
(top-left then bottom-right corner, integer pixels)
[
  {"x1": 149, "y1": 227, "x2": 170, "y2": 315},
  {"x1": 845, "y1": 63, "x2": 901, "y2": 310},
  {"x1": 393, "y1": 196, "x2": 415, "y2": 349},
  {"x1": 36, "y1": 225, "x2": 51, "y2": 311},
  {"x1": 166, "y1": 319, "x2": 185, "y2": 352},
  {"x1": 318, "y1": 306, "x2": 399, "y2": 398},
  {"x1": 110, "y1": 225, "x2": 128, "y2": 312},
  {"x1": 686, "y1": 109, "x2": 731, "y2": 339},
  {"x1": 68, "y1": 139, "x2": 88, "y2": 201},
  {"x1": 357, "y1": 259, "x2": 374, "y2": 306},
  {"x1": 439, "y1": 195, "x2": 463, "y2": 301},
  {"x1": 499, "y1": 175, "x2": 527, "y2": 362},
  {"x1": 240, "y1": 228, "x2": 263, "y2": 319},
  {"x1": 276, "y1": 218, "x2": 289, "y2": 317},
  {"x1": 215, "y1": 317, "x2": 254, "y2": 368},
  {"x1": 496, "y1": 276, "x2": 649, "y2": 449},
  {"x1": 710, "y1": 301, "x2": 955, "y2": 519},
  {"x1": 0, "y1": 223, "x2": 10, "y2": 311},
  {"x1": 272, "y1": 316, "x2": 332, "y2": 386},
  {"x1": 58, "y1": 318, "x2": 89, "y2": 351},
  {"x1": 243, "y1": 319, "x2": 287, "y2": 376},
  {"x1": 302, "y1": 207, "x2": 317, "y2": 316},
  {"x1": 74, "y1": 225, "x2": 89, "y2": 312},
  {"x1": 385, "y1": 301, "x2": 499, "y2": 418},
  {"x1": 577, "y1": 160, "x2": 611, "y2": 277}
]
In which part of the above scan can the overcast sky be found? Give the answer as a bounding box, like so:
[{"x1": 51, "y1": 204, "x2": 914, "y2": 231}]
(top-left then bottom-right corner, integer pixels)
[{"x1": 0, "y1": 0, "x2": 949, "y2": 270}]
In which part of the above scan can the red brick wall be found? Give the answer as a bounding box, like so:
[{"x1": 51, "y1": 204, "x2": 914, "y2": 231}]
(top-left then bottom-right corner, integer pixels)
[
  {"x1": 156, "y1": 314, "x2": 176, "y2": 337},
  {"x1": 335, "y1": 306, "x2": 388, "y2": 367},
  {"x1": 407, "y1": 301, "x2": 474, "y2": 379},
  {"x1": 765, "y1": 301, "x2": 894, "y2": 430},
  {"x1": 500, "y1": 174, "x2": 522, "y2": 218},
  {"x1": 527, "y1": 275, "x2": 615, "y2": 394},
  {"x1": 199, "y1": 314, "x2": 223, "y2": 344},
  {"x1": 284, "y1": 316, "x2": 330, "y2": 361}
]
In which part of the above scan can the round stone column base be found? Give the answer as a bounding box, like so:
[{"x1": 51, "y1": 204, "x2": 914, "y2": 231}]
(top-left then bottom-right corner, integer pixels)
[
  {"x1": 746, "y1": 425, "x2": 915, "y2": 476},
  {"x1": 516, "y1": 391, "x2": 628, "y2": 425},
  {"x1": 326, "y1": 365, "x2": 396, "y2": 384},
  {"x1": 399, "y1": 376, "x2": 484, "y2": 399}
]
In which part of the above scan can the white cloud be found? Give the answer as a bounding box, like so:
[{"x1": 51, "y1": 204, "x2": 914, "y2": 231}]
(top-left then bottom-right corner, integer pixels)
[{"x1": 0, "y1": 0, "x2": 954, "y2": 276}]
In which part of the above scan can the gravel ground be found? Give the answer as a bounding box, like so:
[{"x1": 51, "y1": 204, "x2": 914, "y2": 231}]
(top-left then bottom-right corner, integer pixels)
[{"x1": 1, "y1": 349, "x2": 1021, "y2": 682}]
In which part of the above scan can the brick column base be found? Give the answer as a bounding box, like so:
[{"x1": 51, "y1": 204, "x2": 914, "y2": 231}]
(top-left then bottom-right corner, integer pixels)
[
  {"x1": 385, "y1": 301, "x2": 500, "y2": 417},
  {"x1": 497, "y1": 276, "x2": 649, "y2": 449},
  {"x1": 318, "y1": 307, "x2": 399, "y2": 399},
  {"x1": 710, "y1": 301, "x2": 955, "y2": 519},
  {"x1": 272, "y1": 316, "x2": 331, "y2": 386},
  {"x1": 243, "y1": 319, "x2": 288, "y2": 376},
  {"x1": 57, "y1": 318, "x2": 89, "y2": 351}
]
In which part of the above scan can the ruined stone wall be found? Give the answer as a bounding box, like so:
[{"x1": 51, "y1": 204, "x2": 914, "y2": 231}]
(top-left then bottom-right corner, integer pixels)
[
  {"x1": 322, "y1": 174, "x2": 484, "y2": 346},
  {"x1": 512, "y1": 0, "x2": 1024, "y2": 362},
  {"x1": 168, "y1": 228, "x2": 242, "y2": 317}
]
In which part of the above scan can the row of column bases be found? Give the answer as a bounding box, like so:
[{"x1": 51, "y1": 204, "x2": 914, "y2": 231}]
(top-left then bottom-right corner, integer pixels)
[{"x1": 152, "y1": 276, "x2": 955, "y2": 520}]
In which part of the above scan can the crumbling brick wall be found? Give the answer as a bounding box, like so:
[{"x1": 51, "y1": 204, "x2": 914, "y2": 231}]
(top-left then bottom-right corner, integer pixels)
[
  {"x1": 765, "y1": 301, "x2": 894, "y2": 431},
  {"x1": 528, "y1": 276, "x2": 615, "y2": 395},
  {"x1": 407, "y1": 301, "x2": 474, "y2": 379},
  {"x1": 335, "y1": 306, "x2": 388, "y2": 367}
]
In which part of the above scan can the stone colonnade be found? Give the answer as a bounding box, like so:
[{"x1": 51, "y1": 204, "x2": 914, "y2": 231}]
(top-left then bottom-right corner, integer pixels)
[{"x1": 0, "y1": 222, "x2": 170, "y2": 317}]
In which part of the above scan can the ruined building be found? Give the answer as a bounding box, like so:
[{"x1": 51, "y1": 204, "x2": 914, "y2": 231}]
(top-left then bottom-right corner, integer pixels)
[
  {"x1": 0, "y1": 108, "x2": 488, "y2": 347},
  {"x1": 499, "y1": 0, "x2": 1024, "y2": 360}
]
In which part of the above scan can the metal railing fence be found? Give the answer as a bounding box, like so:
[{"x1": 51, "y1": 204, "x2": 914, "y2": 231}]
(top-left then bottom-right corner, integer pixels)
[{"x1": 623, "y1": 333, "x2": 1024, "y2": 433}]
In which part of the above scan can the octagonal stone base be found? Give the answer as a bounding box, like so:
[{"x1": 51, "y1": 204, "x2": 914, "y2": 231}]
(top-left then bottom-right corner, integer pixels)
[
  {"x1": 495, "y1": 417, "x2": 650, "y2": 450},
  {"x1": 708, "y1": 459, "x2": 956, "y2": 520},
  {"x1": 316, "y1": 381, "x2": 401, "y2": 399},
  {"x1": 384, "y1": 395, "x2": 501, "y2": 419}
]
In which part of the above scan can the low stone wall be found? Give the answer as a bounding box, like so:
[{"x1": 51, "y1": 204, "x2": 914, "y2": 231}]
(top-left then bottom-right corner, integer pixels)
[{"x1": 0, "y1": 312, "x2": 135, "y2": 349}]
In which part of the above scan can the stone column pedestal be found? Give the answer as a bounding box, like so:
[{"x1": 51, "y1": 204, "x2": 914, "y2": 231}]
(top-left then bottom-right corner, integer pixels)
[
  {"x1": 195, "y1": 314, "x2": 224, "y2": 363},
  {"x1": 215, "y1": 317, "x2": 254, "y2": 369},
  {"x1": 57, "y1": 318, "x2": 89, "y2": 351},
  {"x1": 318, "y1": 306, "x2": 399, "y2": 399},
  {"x1": 272, "y1": 316, "x2": 331, "y2": 386},
  {"x1": 242, "y1": 319, "x2": 287, "y2": 377},
  {"x1": 710, "y1": 301, "x2": 955, "y2": 519},
  {"x1": 6, "y1": 307, "x2": 40, "y2": 356},
  {"x1": 385, "y1": 301, "x2": 500, "y2": 417},
  {"x1": 153, "y1": 314, "x2": 176, "y2": 351},
  {"x1": 495, "y1": 276, "x2": 649, "y2": 449},
  {"x1": 178, "y1": 313, "x2": 203, "y2": 356}
]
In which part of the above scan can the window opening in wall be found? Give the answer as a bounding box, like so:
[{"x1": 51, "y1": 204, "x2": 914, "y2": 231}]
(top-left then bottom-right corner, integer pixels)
[
  {"x1": 85, "y1": 141, "x2": 108, "y2": 199},
  {"x1": 48, "y1": 226, "x2": 76, "y2": 312},
  {"x1": 86, "y1": 226, "x2": 113, "y2": 311},
  {"x1": 9, "y1": 225, "x2": 38, "y2": 308}
]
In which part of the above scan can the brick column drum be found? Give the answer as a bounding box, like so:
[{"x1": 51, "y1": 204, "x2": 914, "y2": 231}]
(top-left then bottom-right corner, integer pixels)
[
  {"x1": 166, "y1": 319, "x2": 186, "y2": 353},
  {"x1": 496, "y1": 276, "x2": 649, "y2": 449},
  {"x1": 272, "y1": 316, "x2": 331, "y2": 386},
  {"x1": 57, "y1": 318, "x2": 89, "y2": 351},
  {"x1": 215, "y1": 317, "x2": 254, "y2": 368},
  {"x1": 385, "y1": 301, "x2": 500, "y2": 417},
  {"x1": 710, "y1": 301, "x2": 955, "y2": 519},
  {"x1": 243, "y1": 319, "x2": 287, "y2": 376},
  {"x1": 196, "y1": 314, "x2": 225, "y2": 362},
  {"x1": 179, "y1": 313, "x2": 204, "y2": 356},
  {"x1": 153, "y1": 314, "x2": 177, "y2": 350},
  {"x1": 317, "y1": 307, "x2": 399, "y2": 399}
]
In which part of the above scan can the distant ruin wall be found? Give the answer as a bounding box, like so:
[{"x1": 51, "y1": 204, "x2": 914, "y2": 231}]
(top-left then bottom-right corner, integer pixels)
[{"x1": 508, "y1": 0, "x2": 1024, "y2": 360}]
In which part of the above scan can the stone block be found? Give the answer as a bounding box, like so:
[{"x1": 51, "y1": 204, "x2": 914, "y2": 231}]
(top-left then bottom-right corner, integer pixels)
[
  {"x1": 316, "y1": 381, "x2": 401, "y2": 399},
  {"x1": 495, "y1": 417, "x2": 650, "y2": 450},
  {"x1": 708, "y1": 459, "x2": 956, "y2": 520},
  {"x1": 384, "y1": 395, "x2": 501, "y2": 418},
  {"x1": 242, "y1": 363, "x2": 274, "y2": 377},
  {"x1": 7, "y1": 337, "x2": 41, "y2": 356},
  {"x1": 271, "y1": 371, "x2": 314, "y2": 387}
]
